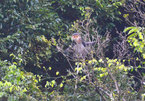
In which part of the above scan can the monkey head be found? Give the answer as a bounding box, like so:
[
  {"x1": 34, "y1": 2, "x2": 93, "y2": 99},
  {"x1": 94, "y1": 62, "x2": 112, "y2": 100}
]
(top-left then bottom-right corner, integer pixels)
[{"x1": 72, "y1": 33, "x2": 82, "y2": 44}]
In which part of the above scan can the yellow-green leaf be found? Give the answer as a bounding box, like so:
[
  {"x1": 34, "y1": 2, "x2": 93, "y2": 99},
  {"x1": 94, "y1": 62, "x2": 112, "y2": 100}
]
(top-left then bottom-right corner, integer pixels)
[
  {"x1": 49, "y1": 67, "x2": 52, "y2": 70},
  {"x1": 56, "y1": 71, "x2": 59, "y2": 75},
  {"x1": 60, "y1": 83, "x2": 63, "y2": 88}
]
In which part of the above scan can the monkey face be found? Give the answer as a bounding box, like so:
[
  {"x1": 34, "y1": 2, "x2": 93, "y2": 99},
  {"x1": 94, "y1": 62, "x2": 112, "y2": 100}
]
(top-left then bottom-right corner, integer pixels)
[
  {"x1": 72, "y1": 35, "x2": 81, "y2": 41},
  {"x1": 71, "y1": 33, "x2": 82, "y2": 44}
]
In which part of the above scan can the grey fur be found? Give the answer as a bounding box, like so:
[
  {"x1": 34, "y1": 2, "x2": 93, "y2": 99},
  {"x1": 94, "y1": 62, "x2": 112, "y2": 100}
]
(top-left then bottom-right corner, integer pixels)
[{"x1": 65, "y1": 33, "x2": 95, "y2": 60}]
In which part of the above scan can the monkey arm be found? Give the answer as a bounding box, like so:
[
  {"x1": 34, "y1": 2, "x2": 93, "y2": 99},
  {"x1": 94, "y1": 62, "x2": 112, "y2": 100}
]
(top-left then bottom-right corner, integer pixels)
[
  {"x1": 56, "y1": 45, "x2": 74, "y2": 59},
  {"x1": 83, "y1": 41, "x2": 96, "y2": 46},
  {"x1": 64, "y1": 46, "x2": 74, "y2": 55}
]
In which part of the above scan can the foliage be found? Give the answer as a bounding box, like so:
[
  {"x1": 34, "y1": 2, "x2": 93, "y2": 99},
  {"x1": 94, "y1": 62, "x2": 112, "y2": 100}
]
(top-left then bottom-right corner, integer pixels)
[
  {"x1": 47, "y1": 58, "x2": 145, "y2": 100},
  {"x1": 0, "y1": 60, "x2": 44, "y2": 101},
  {"x1": 124, "y1": 26, "x2": 145, "y2": 58},
  {"x1": 0, "y1": 0, "x2": 67, "y2": 69},
  {"x1": 0, "y1": 0, "x2": 125, "y2": 70},
  {"x1": 50, "y1": 0, "x2": 124, "y2": 33},
  {"x1": 0, "y1": 0, "x2": 145, "y2": 101},
  {"x1": 122, "y1": 1, "x2": 145, "y2": 100},
  {"x1": 123, "y1": 0, "x2": 145, "y2": 58}
]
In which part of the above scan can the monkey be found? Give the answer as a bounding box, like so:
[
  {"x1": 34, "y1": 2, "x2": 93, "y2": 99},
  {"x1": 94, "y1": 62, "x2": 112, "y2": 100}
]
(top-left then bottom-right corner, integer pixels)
[{"x1": 64, "y1": 33, "x2": 96, "y2": 60}]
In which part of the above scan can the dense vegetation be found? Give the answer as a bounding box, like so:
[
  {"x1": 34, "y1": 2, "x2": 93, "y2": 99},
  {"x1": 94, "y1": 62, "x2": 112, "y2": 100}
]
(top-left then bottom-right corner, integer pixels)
[{"x1": 0, "y1": 0, "x2": 144, "y2": 100}]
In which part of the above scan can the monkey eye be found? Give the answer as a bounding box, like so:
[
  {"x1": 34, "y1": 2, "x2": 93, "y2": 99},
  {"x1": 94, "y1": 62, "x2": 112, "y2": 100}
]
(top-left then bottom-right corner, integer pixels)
[{"x1": 73, "y1": 35, "x2": 79, "y2": 39}]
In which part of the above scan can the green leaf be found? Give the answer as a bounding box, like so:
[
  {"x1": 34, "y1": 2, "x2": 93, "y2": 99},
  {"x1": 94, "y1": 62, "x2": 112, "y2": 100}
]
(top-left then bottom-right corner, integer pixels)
[
  {"x1": 133, "y1": 40, "x2": 139, "y2": 47},
  {"x1": 49, "y1": 67, "x2": 52, "y2": 70},
  {"x1": 123, "y1": 27, "x2": 135, "y2": 33},
  {"x1": 9, "y1": 86, "x2": 13, "y2": 93},
  {"x1": 0, "y1": 92, "x2": 4, "y2": 97},
  {"x1": 128, "y1": 33, "x2": 136, "y2": 39},
  {"x1": 56, "y1": 71, "x2": 59, "y2": 75},
  {"x1": 59, "y1": 83, "x2": 63, "y2": 88},
  {"x1": 100, "y1": 73, "x2": 105, "y2": 77},
  {"x1": 138, "y1": 32, "x2": 143, "y2": 40},
  {"x1": 128, "y1": 28, "x2": 138, "y2": 34}
]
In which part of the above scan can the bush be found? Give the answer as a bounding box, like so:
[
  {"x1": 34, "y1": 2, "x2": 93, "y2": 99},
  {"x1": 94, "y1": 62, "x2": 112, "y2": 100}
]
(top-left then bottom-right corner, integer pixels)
[{"x1": 0, "y1": 60, "x2": 44, "y2": 101}]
